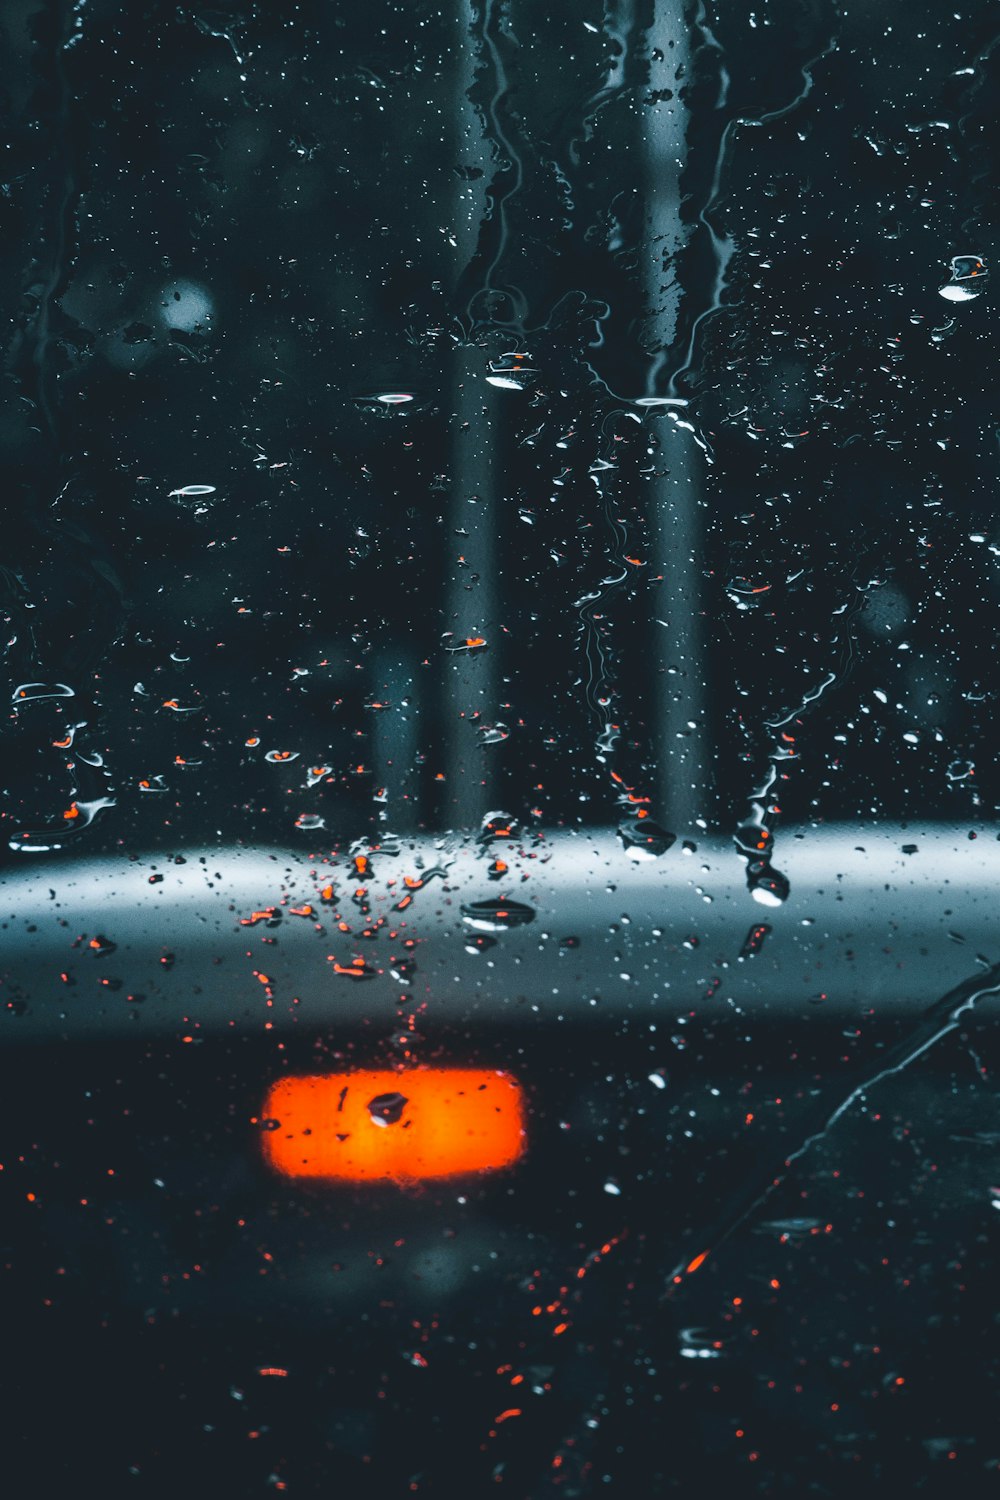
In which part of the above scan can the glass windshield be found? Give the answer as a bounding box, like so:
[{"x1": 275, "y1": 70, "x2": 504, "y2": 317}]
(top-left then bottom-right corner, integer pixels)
[{"x1": 1, "y1": 0, "x2": 997, "y2": 1494}]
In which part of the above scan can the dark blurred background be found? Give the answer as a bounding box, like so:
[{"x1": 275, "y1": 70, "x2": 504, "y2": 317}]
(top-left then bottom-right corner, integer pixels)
[{"x1": 1, "y1": 0, "x2": 996, "y2": 865}]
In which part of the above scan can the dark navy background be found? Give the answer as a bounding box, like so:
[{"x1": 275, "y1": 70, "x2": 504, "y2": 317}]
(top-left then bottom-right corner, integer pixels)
[
  {"x1": 1, "y1": 0, "x2": 997, "y2": 857},
  {"x1": 1, "y1": 2, "x2": 999, "y2": 1495}
]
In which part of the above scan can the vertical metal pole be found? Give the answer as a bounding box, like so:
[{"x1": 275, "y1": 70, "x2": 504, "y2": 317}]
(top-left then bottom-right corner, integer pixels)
[
  {"x1": 442, "y1": 2, "x2": 499, "y2": 832},
  {"x1": 643, "y1": 0, "x2": 708, "y2": 831}
]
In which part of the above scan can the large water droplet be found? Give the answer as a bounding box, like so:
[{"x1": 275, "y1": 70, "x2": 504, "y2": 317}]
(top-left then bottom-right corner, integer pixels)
[
  {"x1": 739, "y1": 922, "x2": 772, "y2": 958},
  {"x1": 12, "y1": 682, "x2": 75, "y2": 706},
  {"x1": 367, "y1": 1091, "x2": 409, "y2": 1127},
  {"x1": 460, "y1": 898, "x2": 536, "y2": 931},
  {"x1": 747, "y1": 863, "x2": 790, "y2": 907},
  {"x1": 618, "y1": 817, "x2": 676, "y2": 859},
  {"x1": 478, "y1": 811, "x2": 518, "y2": 844},
  {"x1": 938, "y1": 254, "x2": 987, "y2": 301},
  {"x1": 353, "y1": 390, "x2": 423, "y2": 415}
]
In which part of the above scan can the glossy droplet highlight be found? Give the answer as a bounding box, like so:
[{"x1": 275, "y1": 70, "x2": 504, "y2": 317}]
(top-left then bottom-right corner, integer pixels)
[
  {"x1": 938, "y1": 254, "x2": 987, "y2": 301},
  {"x1": 460, "y1": 898, "x2": 536, "y2": 931},
  {"x1": 747, "y1": 863, "x2": 790, "y2": 907},
  {"x1": 12, "y1": 682, "x2": 75, "y2": 706},
  {"x1": 618, "y1": 817, "x2": 676, "y2": 859},
  {"x1": 367, "y1": 1091, "x2": 409, "y2": 1127}
]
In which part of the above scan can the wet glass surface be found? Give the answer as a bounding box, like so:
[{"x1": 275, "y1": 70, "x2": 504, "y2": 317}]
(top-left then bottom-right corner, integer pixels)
[{"x1": 1, "y1": 0, "x2": 999, "y2": 1494}]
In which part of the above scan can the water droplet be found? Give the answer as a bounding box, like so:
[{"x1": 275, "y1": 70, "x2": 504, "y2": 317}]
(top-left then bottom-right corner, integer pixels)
[
  {"x1": 937, "y1": 254, "x2": 987, "y2": 301},
  {"x1": 756, "y1": 1217, "x2": 823, "y2": 1238},
  {"x1": 679, "y1": 1328, "x2": 722, "y2": 1359},
  {"x1": 295, "y1": 813, "x2": 326, "y2": 830},
  {"x1": 353, "y1": 390, "x2": 421, "y2": 414},
  {"x1": 478, "y1": 811, "x2": 518, "y2": 844},
  {"x1": 367, "y1": 1091, "x2": 409, "y2": 1127},
  {"x1": 240, "y1": 908, "x2": 281, "y2": 928},
  {"x1": 734, "y1": 820, "x2": 773, "y2": 860},
  {"x1": 12, "y1": 682, "x2": 75, "y2": 706},
  {"x1": 484, "y1": 375, "x2": 525, "y2": 391},
  {"x1": 465, "y1": 935, "x2": 499, "y2": 956},
  {"x1": 8, "y1": 795, "x2": 116, "y2": 853},
  {"x1": 726, "y1": 575, "x2": 772, "y2": 610},
  {"x1": 747, "y1": 863, "x2": 790, "y2": 907},
  {"x1": 617, "y1": 817, "x2": 676, "y2": 859},
  {"x1": 329, "y1": 958, "x2": 377, "y2": 980},
  {"x1": 460, "y1": 898, "x2": 536, "y2": 931},
  {"x1": 739, "y1": 922, "x2": 772, "y2": 959},
  {"x1": 443, "y1": 634, "x2": 488, "y2": 653}
]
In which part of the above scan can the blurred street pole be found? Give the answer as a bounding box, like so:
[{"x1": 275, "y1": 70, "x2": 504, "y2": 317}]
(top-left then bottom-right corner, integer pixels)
[
  {"x1": 442, "y1": 1, "x2": 499, "y2": 832},
  {"x1": 643, "y1": 0, "x2": 709, "y2": 830}
]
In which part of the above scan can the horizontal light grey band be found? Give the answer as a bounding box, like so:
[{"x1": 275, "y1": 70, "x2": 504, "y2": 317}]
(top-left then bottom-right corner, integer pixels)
[{"x1": 1, "y1": 824, "x2": 995, "y2": 1039}]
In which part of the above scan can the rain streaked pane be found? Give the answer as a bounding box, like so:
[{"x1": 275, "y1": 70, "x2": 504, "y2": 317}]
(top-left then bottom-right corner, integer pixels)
[{"x1": 1, "y1": 0, "x2": 998, "y2": 1494}]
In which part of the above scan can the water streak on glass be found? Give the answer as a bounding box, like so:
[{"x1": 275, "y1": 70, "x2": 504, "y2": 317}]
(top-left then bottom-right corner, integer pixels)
[{"x1": 1, "y1": 0, "x2": 999, "y2": 1495}]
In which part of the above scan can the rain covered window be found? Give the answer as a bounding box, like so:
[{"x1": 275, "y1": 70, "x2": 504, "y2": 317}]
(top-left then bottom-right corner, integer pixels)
[{"x1": 1, "y1": 0, "x2": 998, "y2": 1494}]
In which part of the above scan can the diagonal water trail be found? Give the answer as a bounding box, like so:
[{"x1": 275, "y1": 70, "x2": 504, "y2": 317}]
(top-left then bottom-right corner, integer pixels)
[
  {"x1": 664, "y1": 960, "x2": 1000, "y2": 1286},
  {"x1": 736, "y1": 591, "x2": 863, "y2": 900},
  {"x1": 462, "y1": 0, "x2": 528, "y2": 329}
]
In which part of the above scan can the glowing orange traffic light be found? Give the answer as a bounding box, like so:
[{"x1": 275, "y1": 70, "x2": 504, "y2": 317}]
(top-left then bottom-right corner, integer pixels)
[{"x1": 261, "y1": 1069, "x2": 526, "y2": 1182}]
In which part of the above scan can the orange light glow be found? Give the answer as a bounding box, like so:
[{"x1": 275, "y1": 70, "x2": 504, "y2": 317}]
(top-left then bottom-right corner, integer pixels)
[
  {"x1": 261, "y1": 1069, "x2": 526, "y2": 1182},
  {"x1": 241, "y1": 908, "x2": 278, "y2": 927}
]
